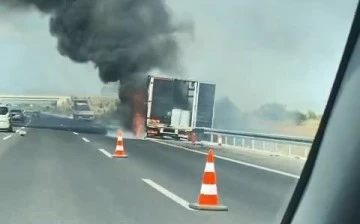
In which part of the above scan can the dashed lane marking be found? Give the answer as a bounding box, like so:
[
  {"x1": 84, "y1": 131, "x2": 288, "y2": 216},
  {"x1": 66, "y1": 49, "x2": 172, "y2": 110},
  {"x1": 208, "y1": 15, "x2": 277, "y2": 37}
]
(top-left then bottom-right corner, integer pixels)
[
  {"x1": 3, "y1": 135, "x2": 13, "y2": 140},
  {"x1": 81, "y1": 137, "x2": 90, "y2": 143},
  {"x1": 25, "y1": 119, "x2": 32, "y2": 127},
  {"x1": 97, "y1": 148, "x2": 112, "y2": 158},
  {"x1": 142, "y1": 178, "x2": 194, "y2": 211}
]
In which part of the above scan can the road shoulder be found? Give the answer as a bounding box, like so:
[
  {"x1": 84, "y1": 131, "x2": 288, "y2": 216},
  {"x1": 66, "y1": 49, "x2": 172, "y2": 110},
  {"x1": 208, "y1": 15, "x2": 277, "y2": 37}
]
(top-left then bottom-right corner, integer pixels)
[{"x1": 149, "y1": 139, "x2": 305, "y2": 177}]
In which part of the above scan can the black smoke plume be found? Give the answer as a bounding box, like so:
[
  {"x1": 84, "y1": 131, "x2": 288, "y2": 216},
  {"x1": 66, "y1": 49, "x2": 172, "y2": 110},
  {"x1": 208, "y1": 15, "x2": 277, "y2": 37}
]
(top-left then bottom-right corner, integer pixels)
[{"x1": 2, "y1": 0, "x2": 189, "y2": 130}]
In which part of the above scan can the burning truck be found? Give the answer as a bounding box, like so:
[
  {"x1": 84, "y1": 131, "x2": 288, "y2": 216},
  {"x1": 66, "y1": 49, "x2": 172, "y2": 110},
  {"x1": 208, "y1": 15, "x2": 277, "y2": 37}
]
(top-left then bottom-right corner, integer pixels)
[
  {"x1": 139, "y1": 75, "x2": 216, "y2": 140},
  {"x1": 2, "y1": 0, "x2": 194, "y2": 140}
]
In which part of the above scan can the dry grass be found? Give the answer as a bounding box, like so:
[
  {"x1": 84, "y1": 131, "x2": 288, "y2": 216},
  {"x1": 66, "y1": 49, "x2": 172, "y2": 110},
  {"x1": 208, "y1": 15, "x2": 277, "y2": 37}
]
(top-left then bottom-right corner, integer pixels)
[
  {"x1": 54, "y1": 96, "x2": 119, "y2": 116},
  {"x1": 271, "y1": 119, "x2": 320, "y2": 138},
  {"x1": 88, "y1": 97, "x2": 119, "y2": 115}
]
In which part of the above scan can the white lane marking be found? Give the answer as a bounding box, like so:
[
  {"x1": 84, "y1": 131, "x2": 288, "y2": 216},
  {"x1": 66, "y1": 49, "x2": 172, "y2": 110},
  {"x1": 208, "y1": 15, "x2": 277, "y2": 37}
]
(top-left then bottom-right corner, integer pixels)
[
  {"x1": 60, "y1": 124, "x2": 64, "y2": 127},
  {"x1": 3, "y1": 135, "x2": 13, "y2": 140},
  {"x1": 81, "y1": 137, "x2": 90, "y2": 143},
  {"x1": 97, "y1": 148, "x2": 112, "y2": 158},
  {"x1": 142, "y1": 179, "x2": 194, "y2": 211},
  {"x1": 149, "y1": 139, "x2": 300, "y2": 179},
  {"x1": 73, "y1": 132, "x2": 79, "y2": 135},
  {"x1": 25, "y1": 119, "x2": 32, "y2": 127},
  {"x1": 15, "y1": 127, "x2": 25, "y2": 133}
]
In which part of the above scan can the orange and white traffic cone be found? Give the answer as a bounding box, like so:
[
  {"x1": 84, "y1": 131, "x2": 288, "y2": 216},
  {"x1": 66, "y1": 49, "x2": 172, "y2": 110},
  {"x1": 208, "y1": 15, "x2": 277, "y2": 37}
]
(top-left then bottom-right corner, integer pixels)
[
  {"x1": 112, "y1": 131, "x2": 128, "y2": 158},
  {"x1": 189, "y1": 149, "x2": 228, "y2": 211}
]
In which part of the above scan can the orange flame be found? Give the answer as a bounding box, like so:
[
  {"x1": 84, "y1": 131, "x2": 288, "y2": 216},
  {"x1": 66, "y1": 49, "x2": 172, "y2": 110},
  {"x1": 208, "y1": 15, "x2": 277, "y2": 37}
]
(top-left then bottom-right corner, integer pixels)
[
  {"x1": 133, "y1": 112, "x2": 144, "y2": 137},
  {"x1": 131, "y1": 90, "x2": 146, "y2": 138}
]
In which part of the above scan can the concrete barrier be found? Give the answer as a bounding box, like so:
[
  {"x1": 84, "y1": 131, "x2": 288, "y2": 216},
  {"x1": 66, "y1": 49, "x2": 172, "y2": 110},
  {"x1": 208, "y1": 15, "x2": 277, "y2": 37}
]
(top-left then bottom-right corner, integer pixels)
[{"x1": 41, "y1": 111, "x2": 73, "y2": 119}]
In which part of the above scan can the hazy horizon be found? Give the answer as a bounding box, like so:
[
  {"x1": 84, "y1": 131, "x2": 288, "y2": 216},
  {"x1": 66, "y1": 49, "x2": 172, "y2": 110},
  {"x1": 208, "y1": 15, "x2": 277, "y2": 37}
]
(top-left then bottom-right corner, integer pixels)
[{"x1": 0, "y1": 0, "x2": 357, "y2": 113}]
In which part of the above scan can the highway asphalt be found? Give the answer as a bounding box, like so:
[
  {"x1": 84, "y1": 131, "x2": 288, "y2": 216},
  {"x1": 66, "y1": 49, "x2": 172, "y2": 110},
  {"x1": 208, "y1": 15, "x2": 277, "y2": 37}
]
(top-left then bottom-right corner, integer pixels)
[
  {"x1": 0, "y1": 115, "x2": 300, "y2": 224},
  {"x1": 156, "y1": 139, "x2": 305, "y2": 176},
  {"x1": 25, "y1": 113, "x2": 107, "y2": 134}
]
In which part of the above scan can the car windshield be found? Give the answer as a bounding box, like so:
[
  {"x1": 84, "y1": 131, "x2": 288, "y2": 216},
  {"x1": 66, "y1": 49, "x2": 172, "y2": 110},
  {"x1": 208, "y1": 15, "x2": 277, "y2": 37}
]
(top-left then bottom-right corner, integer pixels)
[
  {"x1": 10, "y1": 110, "x2": 22, "y2": 114},
  {"x1": 0, "y1": 0, "x2": 358, "y2": 223},
  {"x1": 74, "y1": 103, "x2": 90, "y2": 111},
  {"x1": 0, "y1": 107, "x2": 8, "y2": 115}
]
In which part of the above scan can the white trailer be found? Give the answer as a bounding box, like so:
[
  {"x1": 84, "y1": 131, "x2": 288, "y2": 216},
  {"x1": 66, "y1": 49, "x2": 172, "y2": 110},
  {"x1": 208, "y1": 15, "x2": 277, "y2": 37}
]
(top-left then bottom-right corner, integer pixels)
[{"x1": 145, "y1": 75, "x2": 216, "y2": 139}]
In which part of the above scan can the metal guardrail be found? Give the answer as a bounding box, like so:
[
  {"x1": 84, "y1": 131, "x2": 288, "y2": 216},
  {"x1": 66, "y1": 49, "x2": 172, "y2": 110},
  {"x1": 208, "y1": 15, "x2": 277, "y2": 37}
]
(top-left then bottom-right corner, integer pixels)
[
  {"x1": 193, "y1": 127, "x2": 314, "y2": 159},
  {"x1": 196, "y1": 127, "x2": 313, "y2": 144}
]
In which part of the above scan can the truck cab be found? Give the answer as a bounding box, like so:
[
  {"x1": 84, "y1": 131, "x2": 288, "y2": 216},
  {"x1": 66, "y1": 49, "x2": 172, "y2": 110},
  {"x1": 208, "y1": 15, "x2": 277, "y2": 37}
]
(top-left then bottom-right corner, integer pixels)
[{"x1": 71, "y1": 97, "x2": 95, "y2": 121}]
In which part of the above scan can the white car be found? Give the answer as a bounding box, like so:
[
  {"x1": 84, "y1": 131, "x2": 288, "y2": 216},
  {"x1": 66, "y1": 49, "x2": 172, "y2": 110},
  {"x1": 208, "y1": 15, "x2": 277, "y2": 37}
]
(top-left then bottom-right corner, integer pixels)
[{"x1": 0, "y1": 105, "x2": 13, "y2": 132}]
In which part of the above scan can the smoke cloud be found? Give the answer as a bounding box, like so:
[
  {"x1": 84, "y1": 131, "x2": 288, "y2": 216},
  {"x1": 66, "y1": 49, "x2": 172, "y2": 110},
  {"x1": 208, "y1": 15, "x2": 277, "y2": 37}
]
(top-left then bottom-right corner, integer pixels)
[{"x1": 2, "y1": 0, "x2": 190, "y2": 130}]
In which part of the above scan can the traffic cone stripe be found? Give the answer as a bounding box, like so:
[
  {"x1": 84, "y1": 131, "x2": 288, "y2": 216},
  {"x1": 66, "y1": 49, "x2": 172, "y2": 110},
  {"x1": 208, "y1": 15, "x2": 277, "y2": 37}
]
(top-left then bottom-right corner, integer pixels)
[
  {"x1": 116, "y1": 145, "x2": 124, "y2": 151},
  {"x1": 117, "y1": 136, "x2": 123, "y2": 141},
  {"x1": 203, "y1": 172, "x2": 216, "y2": 184},
  {"x1": 199, "y1": 195, "x2": 219, "y2": 205},
  {"x1": 204, "y1": 162, "x2": 215, "y2": 172},
  {"x1": 200, "y1": 184, "x2": 218, "y2": 195}
]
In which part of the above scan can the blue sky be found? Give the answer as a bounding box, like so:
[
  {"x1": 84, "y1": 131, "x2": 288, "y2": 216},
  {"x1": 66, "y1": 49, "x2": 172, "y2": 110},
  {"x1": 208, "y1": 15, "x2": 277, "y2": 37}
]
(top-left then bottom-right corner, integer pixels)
[{"x1": 0, "y1": 0, "x2": 357, "y2": 113}]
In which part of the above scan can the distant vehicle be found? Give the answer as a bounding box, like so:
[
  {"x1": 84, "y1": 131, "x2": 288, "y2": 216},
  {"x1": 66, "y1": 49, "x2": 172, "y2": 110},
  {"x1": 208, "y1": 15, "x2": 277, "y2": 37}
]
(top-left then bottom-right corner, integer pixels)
[
  {"x1": 10, "y1": 109, "x2": 25, "y2": 123},
  {"x1": 0, "y1": 105, "x2": 13, "y2": 132},
  {"x1": 145, "y1": 75, "x2": 216, "y2": 139},
  {"x1": 71, "y1": 97, "x2": 95, "y2": 121}
]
